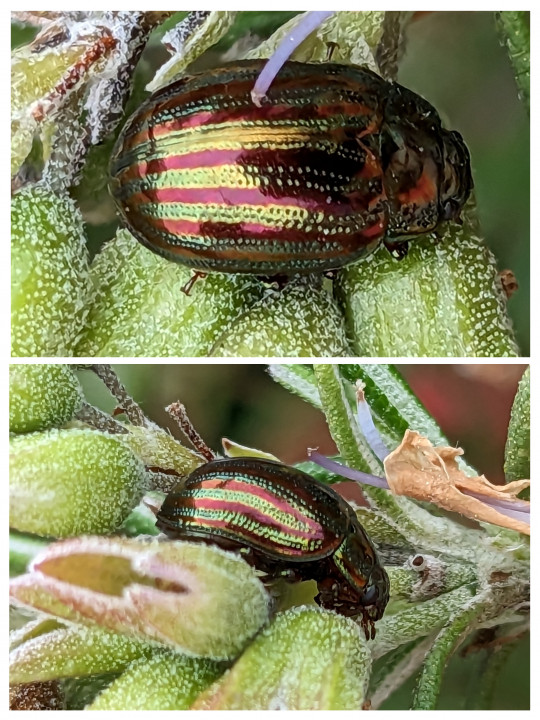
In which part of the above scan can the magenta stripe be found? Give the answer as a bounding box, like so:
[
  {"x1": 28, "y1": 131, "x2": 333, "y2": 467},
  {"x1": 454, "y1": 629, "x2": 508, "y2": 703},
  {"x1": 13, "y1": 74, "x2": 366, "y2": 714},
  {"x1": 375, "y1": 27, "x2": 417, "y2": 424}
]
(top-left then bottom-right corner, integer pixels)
[
  {"x1": 196, "y1": 477, "x2": 322, "y2": 530},
  {"x1": 133, "y1": 185, "x2": 332, "y2": 212},
  {"x1": 132, "y1": 149, "x2": 243, "y2": 174},
  {"x1": 194, "y1": 497, "x2": 323, "y2": 540}
]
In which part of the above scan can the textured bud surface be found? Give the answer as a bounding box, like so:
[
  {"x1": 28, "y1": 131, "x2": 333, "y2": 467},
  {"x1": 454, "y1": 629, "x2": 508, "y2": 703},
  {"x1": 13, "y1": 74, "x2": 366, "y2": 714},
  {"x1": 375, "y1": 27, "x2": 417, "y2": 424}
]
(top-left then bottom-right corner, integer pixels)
[
  {"x1": 211, "y1": 280, "x2": 351, "y2": 357},
  {"x1": 88, "y1": 652, "x2": 222, "y2": 710},
  {"x1": 11, "y1": 186, "x2": 93, "y2": 357},
  {"x1": 9, "y1": 364, "x2": 83, "y2": 434},
  {"x1": 10, "y1": 625, "x2": 152, "y2": 684},
  {"x1": 9, "y1": 428, "x2": 146, "y2": 536},
  {"x1": 193, "y1": 606, "x2": 371, "y2": 710},
  {"x1": 77, "y1": 230, "x2": 263, "y2": 356},
  {"x1": 10, "y1": 538, "x2": 270, "y2": 660},
  {"x1": 336, "y1": 217, "x2": 519, "y2": 357}
]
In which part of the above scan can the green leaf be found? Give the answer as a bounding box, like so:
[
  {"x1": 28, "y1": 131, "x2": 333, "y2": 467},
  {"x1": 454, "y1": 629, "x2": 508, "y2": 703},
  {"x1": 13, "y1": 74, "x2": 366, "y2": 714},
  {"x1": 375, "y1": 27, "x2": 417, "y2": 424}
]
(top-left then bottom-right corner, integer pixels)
[
  {"x1": 411, "y1": 598, "x2": 486, "y2": 709},
  {"x1": 267, "y1": 365, "x2": 321, "y2": 407},
  {"x1": 495, "y1": 12, "x2": 530, "y2": 112},
  {"x1": 313, "y1": 364, "x2": 381, "y2": 475},
  {"x1": 246, "y1": 10, "x2": 385, "y2": 69},
  {"x1": 147, "y1": 12, "x2": 238, "y2": 92},
  {"x1": 504, "y1": 367, "x2": 530, "y2": 484},
  {"x1": 373, "y1": 585, "x2": 476, "y2": 660},
  {"x1": 339, "y1": 364, "x2": 477, "y2": 474}
]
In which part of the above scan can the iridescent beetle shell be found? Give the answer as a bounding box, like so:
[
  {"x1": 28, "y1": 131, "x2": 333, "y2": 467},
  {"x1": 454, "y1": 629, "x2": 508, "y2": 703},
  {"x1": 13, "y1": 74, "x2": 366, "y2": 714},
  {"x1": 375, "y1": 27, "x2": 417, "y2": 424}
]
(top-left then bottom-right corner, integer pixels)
[
  {"x1": 110, "y1": 60, "x2": 472, "y2": 276},
  {"x1": 155, "y1": 456, "x2": 390, "y2": 639}
]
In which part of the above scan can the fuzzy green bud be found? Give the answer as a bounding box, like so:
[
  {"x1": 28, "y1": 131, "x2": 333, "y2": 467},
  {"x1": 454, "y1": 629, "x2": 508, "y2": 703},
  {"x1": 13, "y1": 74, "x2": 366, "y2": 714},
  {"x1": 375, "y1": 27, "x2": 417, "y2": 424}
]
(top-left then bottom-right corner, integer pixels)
[
  {"x1": 77, "y1": 230, "x2": 263, "y2": 357},
  {"x1": 193, "y1": 607, "x2": 371, "y2": 710},
  {"x1": 88, "y1": 652, "x2": 222, "y2": 710},
  {"x1": 11, "y1": 186, "x2": 93, "y2": 357},
  {"x1": 336, "y1": 214, "x2": 519, "y2": 357},
  {"x1": 211, "y1": 279, "x2": 352, "y2": 357},
  {"x1": 9, "y1": 428, "x2": 146, "y2": 537},
  {"x1": 10, "y1": 364, "x2": 83, "y2": 434},
  {"x1": 10, "y1": 538, "x2": 270, "y2": 660}
]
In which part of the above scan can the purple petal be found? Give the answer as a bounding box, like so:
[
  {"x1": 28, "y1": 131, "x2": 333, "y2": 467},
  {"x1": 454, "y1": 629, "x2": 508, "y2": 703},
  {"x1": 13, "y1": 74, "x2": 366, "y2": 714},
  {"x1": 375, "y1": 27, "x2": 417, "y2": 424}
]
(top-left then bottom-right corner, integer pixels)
[
  {"x1": 251, "y1": 11, "x2": 335, "y2": 105},
  {"x1": 308, "y1": 450, "x2": 389, "y2": 489},
  {"x1": 461, "y1": 489, "x2": 530, "y2": 524},
  {"x1": 356, "y1": 388, "x2": 390, "y2": 462}
]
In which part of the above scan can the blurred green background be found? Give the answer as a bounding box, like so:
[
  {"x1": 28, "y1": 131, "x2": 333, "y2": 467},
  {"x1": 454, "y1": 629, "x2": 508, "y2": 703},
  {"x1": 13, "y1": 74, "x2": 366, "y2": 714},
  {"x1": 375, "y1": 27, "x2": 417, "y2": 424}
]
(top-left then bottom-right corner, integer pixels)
[
  {"x1": 77, "y1": 362, "x2": 529, "y2": 709},
  {"x1": 79, "y1": 363, "x2": 527, "y2": 483},
  {"x1": 11, "y1": 11, "x2": 529, "y2": 354}
]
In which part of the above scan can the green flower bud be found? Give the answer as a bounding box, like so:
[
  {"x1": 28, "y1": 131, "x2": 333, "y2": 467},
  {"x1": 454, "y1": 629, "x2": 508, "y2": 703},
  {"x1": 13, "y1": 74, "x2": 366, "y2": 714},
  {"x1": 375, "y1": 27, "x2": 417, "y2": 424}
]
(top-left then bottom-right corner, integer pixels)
[
  {"x1": 211, "y1": 280, "x2": 352, "y2": 357},
  {"x1": 10, "y1": 538, "x2": 270, "y2": 661},
  {"x1": 77, "y1": 230, "x2": 263, "y2": 357},
  {"x1": 9, "y1": 428, "x2": 146, "y2": 536},
  {"x1": 11, "y1": 186, "x2": 93, "y2": 357},
  {"x1": 124, "y1": 425, "x2": 201, "y2": 477},
  {"x1": 193, "y1": 607, "x2": 371, "y2": 710},
  {"x1": 10, "y1": 364, "x2": 83, "y2": 434},
  {"x1": 336, "y1": 214, "x2": 519, "y2": 357},
  {"x1": 88, "y1": 652, "x2": 222, "y2": 710},
  {"x1": 10, "y1": 625, "x2": 152, "y2": 684}
]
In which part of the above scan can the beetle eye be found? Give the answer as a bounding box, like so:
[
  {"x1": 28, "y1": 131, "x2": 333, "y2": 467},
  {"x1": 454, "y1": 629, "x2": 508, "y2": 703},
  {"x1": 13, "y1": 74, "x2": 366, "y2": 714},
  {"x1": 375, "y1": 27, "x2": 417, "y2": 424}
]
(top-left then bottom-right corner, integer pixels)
[
  {"x1": 361, "y1": 584, "x2": 378, "y2": 606},
  {"x1": 443, "y1": 199, "x2": 461, "y2": 222}
]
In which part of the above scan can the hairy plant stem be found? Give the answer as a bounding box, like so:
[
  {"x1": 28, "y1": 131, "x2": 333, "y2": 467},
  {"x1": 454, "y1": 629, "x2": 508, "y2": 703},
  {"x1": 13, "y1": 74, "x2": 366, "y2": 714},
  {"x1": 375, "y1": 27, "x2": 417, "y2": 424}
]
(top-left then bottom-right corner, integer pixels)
[
  {"x1": 411, "y1": 596, "x2": 488, "y2": 709},
  {"x1": 89, "y1": 365, "x2": 150, "y2": 428},
  {"x1": 75, "y1": 401, "x2": 128, "y2": 435}
]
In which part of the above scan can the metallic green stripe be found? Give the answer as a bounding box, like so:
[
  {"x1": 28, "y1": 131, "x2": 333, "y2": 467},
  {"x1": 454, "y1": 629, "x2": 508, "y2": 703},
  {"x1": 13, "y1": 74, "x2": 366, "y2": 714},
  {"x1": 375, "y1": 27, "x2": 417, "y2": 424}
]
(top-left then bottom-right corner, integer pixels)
[{"x1": 184, "y1": 487, "x2": 318, "y2": 532}]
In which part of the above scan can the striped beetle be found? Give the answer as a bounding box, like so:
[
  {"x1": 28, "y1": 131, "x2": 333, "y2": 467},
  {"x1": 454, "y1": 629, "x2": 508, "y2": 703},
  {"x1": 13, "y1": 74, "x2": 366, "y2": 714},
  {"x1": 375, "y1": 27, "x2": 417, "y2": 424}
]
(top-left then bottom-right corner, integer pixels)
[
  {"x1": 156, "y1": 455, "x2": 389, "y2": 639},
  {"x1": 110, "y1": 60, "x2": 472, "y2": 277}
]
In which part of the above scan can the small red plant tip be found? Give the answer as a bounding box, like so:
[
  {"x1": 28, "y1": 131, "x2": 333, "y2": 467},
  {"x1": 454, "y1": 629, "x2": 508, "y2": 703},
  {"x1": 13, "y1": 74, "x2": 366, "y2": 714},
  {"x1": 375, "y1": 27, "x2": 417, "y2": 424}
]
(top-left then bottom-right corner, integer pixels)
[{"x1": 251, "y1": 11, "x2": 335, "y2": 106}]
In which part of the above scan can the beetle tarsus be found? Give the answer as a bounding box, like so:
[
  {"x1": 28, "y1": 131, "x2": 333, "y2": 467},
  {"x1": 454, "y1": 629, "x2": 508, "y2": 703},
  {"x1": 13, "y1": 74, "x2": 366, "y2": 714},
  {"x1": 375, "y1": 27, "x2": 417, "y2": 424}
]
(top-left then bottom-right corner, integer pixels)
[{"x1": 181, "y1": 271, "x2": 207, "y2": 295}]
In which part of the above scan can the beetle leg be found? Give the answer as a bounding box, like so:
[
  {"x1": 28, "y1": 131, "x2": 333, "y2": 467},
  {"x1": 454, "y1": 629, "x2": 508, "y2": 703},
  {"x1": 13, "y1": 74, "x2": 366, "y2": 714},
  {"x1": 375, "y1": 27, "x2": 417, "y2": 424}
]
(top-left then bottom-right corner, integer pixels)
[
  {"x1": 181, "y1": 271, "x2": 208, "y2": 295},
  {"x1": 383, "y1": 237, "x2": 409, "y2": 259}
]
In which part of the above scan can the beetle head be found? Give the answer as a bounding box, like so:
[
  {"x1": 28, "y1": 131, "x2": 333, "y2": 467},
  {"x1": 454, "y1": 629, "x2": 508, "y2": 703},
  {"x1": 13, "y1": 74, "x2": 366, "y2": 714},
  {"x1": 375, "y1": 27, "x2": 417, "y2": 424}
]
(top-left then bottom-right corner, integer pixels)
[
  {"x1": 439, "y1": 128, "x2": 473, "y2": 224},
  {"x1": 381, "y1": 84, "x2": 473, "y2": 247},
  {"x1": 324, "y1": 524, "x2": 390, "y2": 635}
]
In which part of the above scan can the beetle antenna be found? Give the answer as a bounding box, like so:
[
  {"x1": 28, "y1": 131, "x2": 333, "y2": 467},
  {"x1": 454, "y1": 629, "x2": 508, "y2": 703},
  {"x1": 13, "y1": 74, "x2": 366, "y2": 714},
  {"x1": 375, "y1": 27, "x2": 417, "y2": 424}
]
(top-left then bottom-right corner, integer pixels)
[{"x1": 166, "y1": 402, "x2": 216, "y2": 462}]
